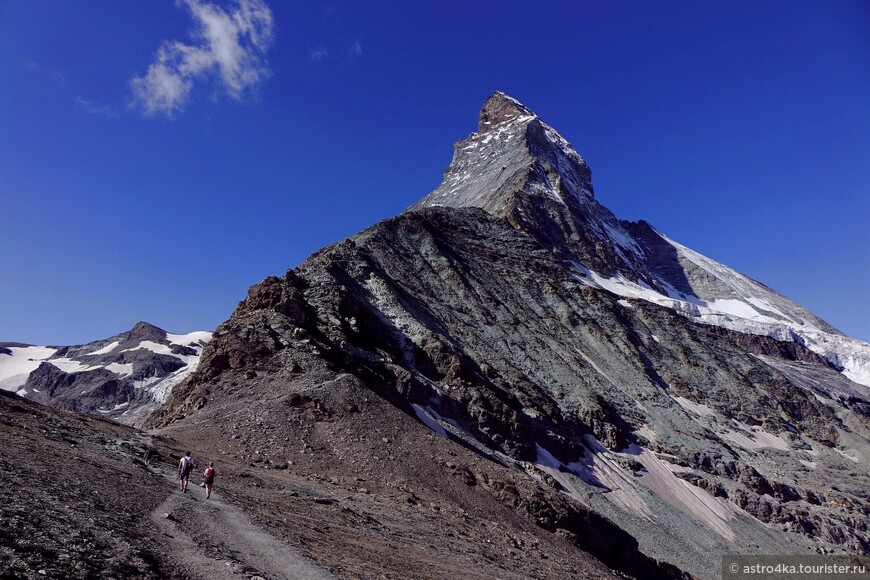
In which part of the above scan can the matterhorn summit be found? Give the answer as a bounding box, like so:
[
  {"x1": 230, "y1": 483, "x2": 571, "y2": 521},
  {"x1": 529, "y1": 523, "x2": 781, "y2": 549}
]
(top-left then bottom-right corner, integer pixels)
[{"x1": 414, "y1": 92, "x2": 870, "y2": 387}]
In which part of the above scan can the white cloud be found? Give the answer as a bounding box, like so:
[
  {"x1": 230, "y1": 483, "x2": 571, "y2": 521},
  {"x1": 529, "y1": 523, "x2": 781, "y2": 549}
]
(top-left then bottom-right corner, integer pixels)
[
  {"x1": 76, "y1": 96, "x2": 120, "y2": 118},
  {"x1": 131, "y1": 0, "x2": 274, "y2": 116},
  {"x1": 348, "y1": 40, "x2": 362, "y2": 60},
  {"x1": 309, "y1": 47, "x2": 329, "y2": 62}
]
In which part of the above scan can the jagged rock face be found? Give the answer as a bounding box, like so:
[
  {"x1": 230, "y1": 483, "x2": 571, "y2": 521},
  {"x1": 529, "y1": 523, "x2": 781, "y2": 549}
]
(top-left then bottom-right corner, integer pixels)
[
  {"x1": 412, "y1": 92, "x2": 846, "y2": 342},
  {"x1": 0, "y1": 322, "x2": 211, "y2": 426},
  {"x1": 408, "y1": 93, "x2": 605, "y2": 274},
  {"x1": 161, "y1": 206, "x2": 870, "y2": 576},
  {"x1": 159, "y1": 93, "x2": 870, "y2": 577},
  {"x1": 413, "y1": 91, "x2": 870, "y2": 408}
]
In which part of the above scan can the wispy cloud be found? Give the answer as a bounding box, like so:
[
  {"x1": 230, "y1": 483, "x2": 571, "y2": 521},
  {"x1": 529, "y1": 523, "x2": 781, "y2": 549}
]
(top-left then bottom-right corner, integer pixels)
[
  {"x1": 308, "y1": 40, "x2": 362, "y2": 65},
  {"x1": 23, "y1": 60, "x2": 67, "y2": 89},
  {"x1": 130, "y1": 0, "x2": 274, "y2": 116},
  {"x1": 25, "y1": 60, "x2": 117, "y2": 117},
  {"x1": 75, "y1": 96, "x2": 120, "y2": 118},
  {"x1": 309, "y1": 47, "x2": 329, "y2": 62},
  {"x1": 348, "y1": 40, "x2": 362, "y2": 60}
]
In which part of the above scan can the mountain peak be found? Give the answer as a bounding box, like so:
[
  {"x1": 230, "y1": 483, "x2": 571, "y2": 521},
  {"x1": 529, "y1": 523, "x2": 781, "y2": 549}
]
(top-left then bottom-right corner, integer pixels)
[
  {"x1": 409, "y1": 91, "x2": 595, "y2": 233},
  {"x1": 408, "y1": 93, "x2": 845, "y2": 342},
  {"x1": 127, "y1": 321, "x2": 167, "y2": 343},
  {"x1": 478, "y1": 91, "x2": 535, "y2": 132}
]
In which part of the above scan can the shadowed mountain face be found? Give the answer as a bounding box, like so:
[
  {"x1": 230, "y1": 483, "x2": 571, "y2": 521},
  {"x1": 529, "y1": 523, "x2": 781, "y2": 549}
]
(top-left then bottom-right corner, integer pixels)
[
  {"x1": 157, "y1": 94, "x2": 870, "y2": 578},
  {"x1": 0, "y1": 322, "x2": 211, "y2": 426}
]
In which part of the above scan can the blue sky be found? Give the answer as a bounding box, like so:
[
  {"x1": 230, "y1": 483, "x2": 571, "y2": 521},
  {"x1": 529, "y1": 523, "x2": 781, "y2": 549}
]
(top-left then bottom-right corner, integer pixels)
[{"x1": 1, "y1": 0, "x2": 868, "y2": 345}]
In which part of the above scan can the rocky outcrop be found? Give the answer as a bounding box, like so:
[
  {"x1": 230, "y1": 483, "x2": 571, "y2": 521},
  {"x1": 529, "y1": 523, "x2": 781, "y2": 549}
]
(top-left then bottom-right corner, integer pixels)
[{"x1": 707, "y1": 325, "x2": 842, "y2": 368}]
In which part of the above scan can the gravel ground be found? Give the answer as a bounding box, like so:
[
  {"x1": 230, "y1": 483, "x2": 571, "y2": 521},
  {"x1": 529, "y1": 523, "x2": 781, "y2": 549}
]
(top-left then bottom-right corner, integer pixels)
[
  {"x1": 0, "y1": 391, "x2": 333, "y2": 579},
  {"x1": 1, "y1": 388, "x2": 637, "y2": 579}
]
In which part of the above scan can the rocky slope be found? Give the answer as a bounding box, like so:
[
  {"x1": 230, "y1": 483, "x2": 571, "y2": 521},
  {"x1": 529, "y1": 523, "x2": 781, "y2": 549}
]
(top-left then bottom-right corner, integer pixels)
[
  {"x1": 0, "y1": 322, "x2": 211, "y2": 426},
  {"x1": 1, "y1": 371, "x2": 643, "y2": 579},
  {"x1": 0, "y1": 389, "x2": 339, "y2": 580},
  {"x1": 157, "y1": 203, "x2": 869, "y2": 577},
  {"x1": 0, "y1": 388, "x2": 178, "y2": 578},
  {"x1": 155, "y1": 94, "x2": 870, "y2": 579}
]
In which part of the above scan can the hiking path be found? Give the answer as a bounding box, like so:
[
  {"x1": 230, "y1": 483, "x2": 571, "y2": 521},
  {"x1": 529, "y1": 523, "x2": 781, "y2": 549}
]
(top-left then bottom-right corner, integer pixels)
[{"x1": 150, "y1": 466, "x2": 334, "y2": 580}]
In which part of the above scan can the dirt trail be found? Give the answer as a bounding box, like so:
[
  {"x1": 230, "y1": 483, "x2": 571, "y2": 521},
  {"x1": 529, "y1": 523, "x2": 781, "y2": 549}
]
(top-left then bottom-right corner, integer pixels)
[{"x1": 150, "y1": 470, "x2": 334, "y2": 580}]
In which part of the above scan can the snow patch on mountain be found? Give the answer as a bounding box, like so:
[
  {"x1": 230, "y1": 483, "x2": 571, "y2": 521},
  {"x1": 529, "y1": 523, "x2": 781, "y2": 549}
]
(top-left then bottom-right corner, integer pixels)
[
  {"x1": 673, "y1": 396, "x2": 717, "y2": 417},
  {"x1": 118, "y1": 333, "x2": 212, "y2": 405},
  {"x1": 167, "y1": 331, "x2": 213, "y2": 348},
  {"x1": 0, "y1": 346, "x2": 57, "y2": 391},
  {"x1": 0, "y1": 326, "x2": 212, "y2": 423},
  {"x1": 103, "y1": 362, "x2": 135, "y2": 377},
  {"x1": 410, "y1": 404, "x2": 449, "y2": 438},
  {"x1": 571, "y1": 262, "x2": 870, "y2": 387},
  {"x1": 87, "y1": 341, "x2": 120, "y2": 356},
  {"x1": 722, "y1": 425, "x2": 791, "y2": 452},
  {"x1": 533, "y1": 444, "x2": 592, "y2": 507},
  {"x1": 49, "y1": 358, "x2": 100, "y2": 374},
  {"x1": 149, "y1": 365, "x2": 196, "y2": 405}
]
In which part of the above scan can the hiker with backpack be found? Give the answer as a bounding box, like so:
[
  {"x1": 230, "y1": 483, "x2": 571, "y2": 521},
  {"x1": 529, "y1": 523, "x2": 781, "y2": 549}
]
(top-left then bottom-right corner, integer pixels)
[
  {"x1": 203, "y1": 462, "x2": 216, "y2": 499},
  {"x1": 178, "y1": 451, "x2": 196, "y2": 492}
]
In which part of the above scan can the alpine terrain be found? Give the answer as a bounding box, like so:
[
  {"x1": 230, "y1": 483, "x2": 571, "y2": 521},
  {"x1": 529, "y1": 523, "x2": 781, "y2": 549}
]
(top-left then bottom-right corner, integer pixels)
[
  {"x1": 0, "y1": 322, "x2": 211, "y2": 426},
  {"x1": 3, "y1": 93, "x2": 869, "y2": 579}
]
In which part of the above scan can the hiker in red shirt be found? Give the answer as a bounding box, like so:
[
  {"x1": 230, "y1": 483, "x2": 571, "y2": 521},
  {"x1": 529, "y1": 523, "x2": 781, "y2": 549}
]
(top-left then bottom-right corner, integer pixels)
[{"x1": 203, "y1": 462, "x2": 216, "y2": 499}]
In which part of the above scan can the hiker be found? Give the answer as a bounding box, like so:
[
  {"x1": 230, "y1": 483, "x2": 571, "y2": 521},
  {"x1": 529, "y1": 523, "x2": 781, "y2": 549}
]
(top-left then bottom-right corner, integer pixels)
[
  {"x1": 178, "y1": 451, "x2": 196, "y2": 492},
  {"x1": 203, "y1": 462, "x2": 216, "y2": 499}
]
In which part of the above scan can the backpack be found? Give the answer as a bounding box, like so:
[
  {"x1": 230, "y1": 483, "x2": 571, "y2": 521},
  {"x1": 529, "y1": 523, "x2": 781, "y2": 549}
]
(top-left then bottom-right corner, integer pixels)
[
  {"x1": 204, "y1": 467, "x2": 214, "y2": 480},
  {"x1": 180, "y1": 456, "x2": 193, "y2": 474}
]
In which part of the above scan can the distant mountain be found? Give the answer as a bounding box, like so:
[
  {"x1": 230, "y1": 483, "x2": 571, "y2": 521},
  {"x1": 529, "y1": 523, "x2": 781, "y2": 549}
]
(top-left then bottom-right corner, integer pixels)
[
  {"x1": 0, "y1": 321, "x2": 211, "y2": 426},
  {"x1": 152, "y1": 92, "x2": 870, "y2": 577}
]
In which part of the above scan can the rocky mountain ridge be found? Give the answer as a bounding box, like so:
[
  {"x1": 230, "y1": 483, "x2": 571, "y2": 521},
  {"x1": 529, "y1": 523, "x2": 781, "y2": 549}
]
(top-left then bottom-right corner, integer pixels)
[
  {"x1": 156, "y1": 93, "x2": 870, "y2": 579},
  {"x1": 0, "y1": 321, "x2": 211, "y2": 426},
  {"x1": 411, "y1": 92, "x2": 870, "y2": 387}
]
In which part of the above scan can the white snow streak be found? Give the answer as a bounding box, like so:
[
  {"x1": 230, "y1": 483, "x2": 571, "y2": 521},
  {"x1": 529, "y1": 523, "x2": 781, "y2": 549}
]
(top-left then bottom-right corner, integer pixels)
[
  {"x1": 167, "y1": 331, "x2": 213, "y2": 347},
  {"x1": 88, "y1": 341, "x2": 120, "y2": 356},
  {"x1": 626, "y1": 443, "x2": 738, "y2": 542},
  {"x1": 570, "y1": 261, "x2": 870, "y2": 387},
  {"x1": 410, "y1": 404, "x2": 449, "y2": 437},
  {"x1": 673, "y1": 396, "x2": 717, "y2": 417}
]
